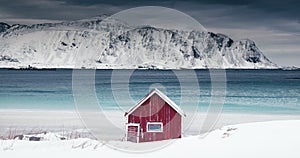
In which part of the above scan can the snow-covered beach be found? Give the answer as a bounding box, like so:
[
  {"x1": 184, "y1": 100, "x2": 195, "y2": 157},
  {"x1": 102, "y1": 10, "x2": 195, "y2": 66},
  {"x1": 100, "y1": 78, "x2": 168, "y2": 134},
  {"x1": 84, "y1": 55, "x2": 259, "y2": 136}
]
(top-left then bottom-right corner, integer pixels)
[
  {"x1": 2, "y1": 109, "x2": 300, "y2": 139},
  {"x1": 1, "y1": 117, "x2": 300, "y2": 158}
]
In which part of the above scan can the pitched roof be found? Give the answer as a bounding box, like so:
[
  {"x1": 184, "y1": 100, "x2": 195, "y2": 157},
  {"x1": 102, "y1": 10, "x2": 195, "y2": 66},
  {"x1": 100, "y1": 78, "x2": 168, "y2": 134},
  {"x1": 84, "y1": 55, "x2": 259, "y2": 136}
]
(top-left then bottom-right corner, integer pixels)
[{"x1": 124, "y1": 88, "x2": 185, "y2": 117}]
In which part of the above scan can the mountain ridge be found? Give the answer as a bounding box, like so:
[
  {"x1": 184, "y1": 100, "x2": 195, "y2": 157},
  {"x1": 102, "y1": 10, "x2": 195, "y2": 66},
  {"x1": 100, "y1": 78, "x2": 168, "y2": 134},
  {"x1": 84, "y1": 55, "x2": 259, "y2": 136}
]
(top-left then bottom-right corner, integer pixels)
[{"x1": 0, "y1": 17, "x2": 278, "y2": 69}]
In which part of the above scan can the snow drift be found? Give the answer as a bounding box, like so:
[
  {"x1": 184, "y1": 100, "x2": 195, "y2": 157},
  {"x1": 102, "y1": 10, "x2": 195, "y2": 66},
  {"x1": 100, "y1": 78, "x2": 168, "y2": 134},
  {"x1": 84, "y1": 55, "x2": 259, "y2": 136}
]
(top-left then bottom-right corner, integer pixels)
[{"x1": 1, "y1": 120, "x2": 300, "y2": 158}]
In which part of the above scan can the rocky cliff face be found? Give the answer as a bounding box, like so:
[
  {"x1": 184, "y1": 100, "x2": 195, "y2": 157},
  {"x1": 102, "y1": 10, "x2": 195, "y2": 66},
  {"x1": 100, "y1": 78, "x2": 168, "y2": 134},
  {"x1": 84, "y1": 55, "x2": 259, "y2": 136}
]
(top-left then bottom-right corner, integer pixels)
[{"x1": 0, "y1": 22, "x2": 11, "y2": 33}]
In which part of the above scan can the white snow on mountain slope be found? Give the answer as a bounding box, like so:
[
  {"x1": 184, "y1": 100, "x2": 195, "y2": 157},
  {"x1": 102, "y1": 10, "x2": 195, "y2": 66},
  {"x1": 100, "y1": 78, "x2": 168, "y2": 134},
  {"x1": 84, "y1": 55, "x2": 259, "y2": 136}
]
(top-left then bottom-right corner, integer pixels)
[{"x1": 0, "y1": 16, "x2": 278, "y2": 69}]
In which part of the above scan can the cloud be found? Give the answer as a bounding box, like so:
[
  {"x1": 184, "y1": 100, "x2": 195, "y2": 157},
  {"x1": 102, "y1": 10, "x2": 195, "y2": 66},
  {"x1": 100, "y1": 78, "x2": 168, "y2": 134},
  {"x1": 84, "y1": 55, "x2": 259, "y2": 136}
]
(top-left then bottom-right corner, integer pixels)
[
  {"x1": 0, "y1": 0, "x2": 125, "y2": 21},
  {"x1": 0, "y1": 0, "x2": 299, "y2": 23},
  {"x1": 1, "y1": 18, "x2": 62, "y2": 25},
  {"x1": 60, "y1": 0, "x2": 300, "y2": 20}
]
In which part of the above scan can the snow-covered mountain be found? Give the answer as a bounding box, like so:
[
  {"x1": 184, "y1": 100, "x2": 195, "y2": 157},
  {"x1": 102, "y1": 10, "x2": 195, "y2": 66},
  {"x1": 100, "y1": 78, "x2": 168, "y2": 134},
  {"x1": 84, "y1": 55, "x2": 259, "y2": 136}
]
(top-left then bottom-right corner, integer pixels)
[{"x1": 0, "y1": 16, "x2": 278, "y2": 69}]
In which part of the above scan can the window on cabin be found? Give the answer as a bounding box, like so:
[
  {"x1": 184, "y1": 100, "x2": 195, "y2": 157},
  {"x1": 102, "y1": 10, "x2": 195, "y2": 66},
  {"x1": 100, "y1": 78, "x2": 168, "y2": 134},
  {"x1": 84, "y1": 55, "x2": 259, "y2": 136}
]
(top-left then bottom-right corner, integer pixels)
[{"x1": 147, "y1": 122, "x2": 163, "y2": 132}]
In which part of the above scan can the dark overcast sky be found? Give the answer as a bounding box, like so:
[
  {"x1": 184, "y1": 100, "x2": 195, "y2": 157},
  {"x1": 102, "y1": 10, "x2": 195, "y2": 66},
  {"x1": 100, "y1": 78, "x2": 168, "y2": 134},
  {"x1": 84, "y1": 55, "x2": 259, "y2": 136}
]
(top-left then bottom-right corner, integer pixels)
[{"x1": 0, "y1": 0, "x2": 299, "y2": 66}]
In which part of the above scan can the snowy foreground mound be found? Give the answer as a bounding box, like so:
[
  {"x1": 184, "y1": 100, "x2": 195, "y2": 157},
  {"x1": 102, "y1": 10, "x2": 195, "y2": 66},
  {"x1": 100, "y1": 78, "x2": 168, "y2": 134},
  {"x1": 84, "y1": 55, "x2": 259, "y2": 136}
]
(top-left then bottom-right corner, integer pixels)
[
  {"x1": 1, "y1": 120, "x2": 300, "y2": 158},
  {"x1": 0, "y1": 17, "x2": 277, "y2": 69}
]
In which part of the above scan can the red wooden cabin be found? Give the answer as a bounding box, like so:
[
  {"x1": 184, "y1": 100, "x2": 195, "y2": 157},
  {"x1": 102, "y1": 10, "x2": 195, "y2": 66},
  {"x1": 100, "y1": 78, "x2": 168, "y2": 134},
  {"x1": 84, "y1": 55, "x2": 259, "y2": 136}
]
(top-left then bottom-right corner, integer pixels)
[{"x1": 125, "y1": 88, "x2": 185, "y2": 143}]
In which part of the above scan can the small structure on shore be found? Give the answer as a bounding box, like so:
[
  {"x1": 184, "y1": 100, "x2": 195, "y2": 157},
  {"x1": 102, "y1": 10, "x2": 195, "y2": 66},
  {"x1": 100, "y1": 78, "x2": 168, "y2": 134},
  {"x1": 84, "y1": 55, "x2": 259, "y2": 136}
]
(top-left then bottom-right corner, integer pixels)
[{"x1": 124, "y1": 88, "x2": 185, "y2": 143}]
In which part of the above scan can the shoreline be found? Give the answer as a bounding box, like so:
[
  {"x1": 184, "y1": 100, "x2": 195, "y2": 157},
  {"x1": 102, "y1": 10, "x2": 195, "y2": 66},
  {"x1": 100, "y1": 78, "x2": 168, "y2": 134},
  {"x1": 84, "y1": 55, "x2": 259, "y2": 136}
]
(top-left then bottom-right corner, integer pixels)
[
  {"x1": 1, "y1": 108, "x2": 300, "y2": 115},
  {"x1": 1, "y1": 109, "x2": 300, "y2": 140},
  {"x1": 1, "y1": 67, "x2": 299, "y2": 70}
]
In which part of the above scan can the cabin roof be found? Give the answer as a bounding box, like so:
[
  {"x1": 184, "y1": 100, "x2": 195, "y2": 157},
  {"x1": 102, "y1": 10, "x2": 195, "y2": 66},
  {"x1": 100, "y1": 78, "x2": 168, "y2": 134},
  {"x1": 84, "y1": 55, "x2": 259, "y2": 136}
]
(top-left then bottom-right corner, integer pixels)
[{"x1": 124, "y1": 88, "x2": 185, "y2": 117}]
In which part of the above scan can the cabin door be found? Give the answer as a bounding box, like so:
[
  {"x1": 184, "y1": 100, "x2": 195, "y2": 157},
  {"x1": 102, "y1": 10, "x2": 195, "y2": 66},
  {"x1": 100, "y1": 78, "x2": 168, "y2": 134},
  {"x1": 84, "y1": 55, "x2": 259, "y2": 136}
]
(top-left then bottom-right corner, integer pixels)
[{"x1": 126, "y1": 123, "x2": 140, "y2": 143}]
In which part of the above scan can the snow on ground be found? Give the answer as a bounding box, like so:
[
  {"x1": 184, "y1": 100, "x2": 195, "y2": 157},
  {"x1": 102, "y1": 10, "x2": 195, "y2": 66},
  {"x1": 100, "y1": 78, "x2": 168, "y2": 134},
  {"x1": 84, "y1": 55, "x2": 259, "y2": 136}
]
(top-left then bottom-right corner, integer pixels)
[
  {"x1": 1, "y1": 120, "x2": 300, "y2": 158},
  {"x1": 1, "y1": 109, "x2": 300, "y2": 141}
]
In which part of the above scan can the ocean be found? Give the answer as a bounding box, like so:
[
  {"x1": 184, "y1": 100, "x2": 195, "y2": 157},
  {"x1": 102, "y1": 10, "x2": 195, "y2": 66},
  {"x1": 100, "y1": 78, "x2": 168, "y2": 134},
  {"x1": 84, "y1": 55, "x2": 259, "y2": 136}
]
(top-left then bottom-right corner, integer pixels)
[{"x1": 0, "y1": 69, "x2": 299, "y2": 115}]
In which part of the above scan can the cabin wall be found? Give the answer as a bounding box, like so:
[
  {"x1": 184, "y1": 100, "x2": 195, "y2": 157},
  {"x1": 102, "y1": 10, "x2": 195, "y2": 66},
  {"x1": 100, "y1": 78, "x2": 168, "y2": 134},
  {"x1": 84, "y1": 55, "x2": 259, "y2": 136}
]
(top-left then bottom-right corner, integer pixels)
[{"x1": 128, "y1": 94, "x2": 181, "y2": 142}]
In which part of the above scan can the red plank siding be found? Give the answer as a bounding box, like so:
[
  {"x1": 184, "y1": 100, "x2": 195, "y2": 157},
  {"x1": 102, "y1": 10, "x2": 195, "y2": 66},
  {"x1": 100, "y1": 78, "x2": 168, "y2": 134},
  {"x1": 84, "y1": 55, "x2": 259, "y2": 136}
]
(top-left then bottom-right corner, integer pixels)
[{"x1": 127, "y1": 93, "x2": 182, "y2": 142}]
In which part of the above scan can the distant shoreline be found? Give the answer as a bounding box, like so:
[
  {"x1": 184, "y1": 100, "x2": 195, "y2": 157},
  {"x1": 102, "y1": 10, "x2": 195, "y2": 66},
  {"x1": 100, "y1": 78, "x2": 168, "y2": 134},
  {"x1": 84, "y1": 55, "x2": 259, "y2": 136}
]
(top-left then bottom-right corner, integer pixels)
[{"x1": 0, "y1": 67, "x2": 299, "y2": 71}]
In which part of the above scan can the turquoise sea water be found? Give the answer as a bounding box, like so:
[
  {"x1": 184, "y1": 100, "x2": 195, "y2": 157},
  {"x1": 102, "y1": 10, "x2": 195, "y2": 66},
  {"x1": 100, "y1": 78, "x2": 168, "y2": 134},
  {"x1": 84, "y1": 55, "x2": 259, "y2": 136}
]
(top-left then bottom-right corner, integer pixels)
[{"x1": 0, "y1": 69, "x2": 299, "y2": 114}]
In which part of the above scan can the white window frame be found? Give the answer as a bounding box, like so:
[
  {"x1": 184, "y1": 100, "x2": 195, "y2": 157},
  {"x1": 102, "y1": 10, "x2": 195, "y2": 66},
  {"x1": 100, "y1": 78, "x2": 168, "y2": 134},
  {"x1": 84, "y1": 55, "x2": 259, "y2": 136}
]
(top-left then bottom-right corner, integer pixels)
[{"x1": 146, "y1": 122, "x2": 163, "y2": 132}]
